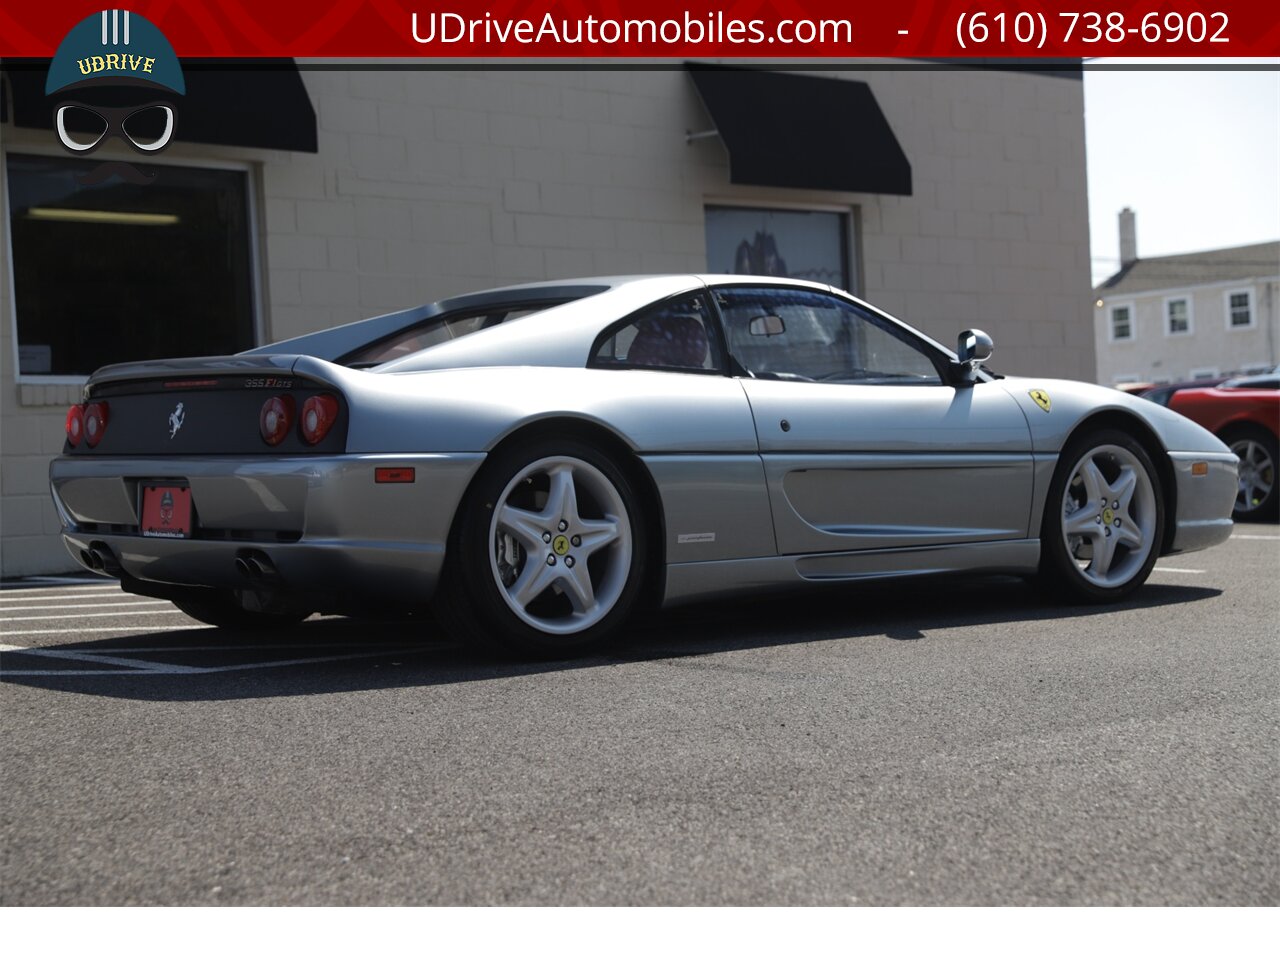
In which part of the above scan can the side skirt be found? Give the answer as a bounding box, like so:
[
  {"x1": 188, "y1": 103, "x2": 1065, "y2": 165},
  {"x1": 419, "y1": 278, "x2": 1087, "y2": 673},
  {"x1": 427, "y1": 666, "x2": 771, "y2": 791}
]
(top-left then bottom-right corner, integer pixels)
[{"x1": 661, "y1": 538, "x2": 1041, "y2": 608}]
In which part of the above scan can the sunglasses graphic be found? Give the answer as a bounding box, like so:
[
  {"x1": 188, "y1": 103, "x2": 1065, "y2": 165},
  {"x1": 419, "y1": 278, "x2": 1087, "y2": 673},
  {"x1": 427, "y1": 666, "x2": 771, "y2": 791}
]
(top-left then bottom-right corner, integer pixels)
[{"x1": 55, "y1": 101, "x2": 175, "y2": 155}]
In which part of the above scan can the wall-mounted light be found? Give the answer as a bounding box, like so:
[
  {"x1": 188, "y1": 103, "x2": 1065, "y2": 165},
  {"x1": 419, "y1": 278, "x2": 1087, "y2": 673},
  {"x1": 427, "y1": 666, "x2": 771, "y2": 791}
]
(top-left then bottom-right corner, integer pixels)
[{"x1": 26, "y1": 207, "x2": 179, "y2": 226}]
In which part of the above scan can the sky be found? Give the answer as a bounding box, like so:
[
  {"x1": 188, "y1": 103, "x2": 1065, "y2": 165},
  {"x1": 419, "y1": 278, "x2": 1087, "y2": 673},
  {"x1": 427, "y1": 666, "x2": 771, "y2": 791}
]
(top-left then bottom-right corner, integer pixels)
[{"x1": 1083, "y1": 63, "x2": 1280, "y2": 285}]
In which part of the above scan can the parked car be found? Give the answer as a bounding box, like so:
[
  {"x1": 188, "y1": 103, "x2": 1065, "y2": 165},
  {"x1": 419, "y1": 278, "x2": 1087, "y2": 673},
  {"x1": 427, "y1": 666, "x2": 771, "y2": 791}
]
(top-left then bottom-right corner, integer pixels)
[
  {"x1": 1169, "y1": 385, "x2": 1279, "y2": 521},
  {"x1": 51, "y1": 275, "x2": 1238, "y2": 656},
  {"x1": 1219, "y1": 373, "x2": 1280, "y2": 391},
  {"x1": 1136, "y1": 377, "x2": 1229, "y2": 407}
]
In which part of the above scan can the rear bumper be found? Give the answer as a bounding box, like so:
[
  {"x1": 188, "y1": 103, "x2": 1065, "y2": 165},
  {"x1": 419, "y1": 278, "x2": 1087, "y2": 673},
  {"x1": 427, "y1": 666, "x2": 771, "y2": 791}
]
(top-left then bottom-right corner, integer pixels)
[
  {"x1": 1166, "y1": 451, "x2": 1237, "y2": 554},
  {"x1": 50, "y1": 452, "x2": 485, "y2": 603}
]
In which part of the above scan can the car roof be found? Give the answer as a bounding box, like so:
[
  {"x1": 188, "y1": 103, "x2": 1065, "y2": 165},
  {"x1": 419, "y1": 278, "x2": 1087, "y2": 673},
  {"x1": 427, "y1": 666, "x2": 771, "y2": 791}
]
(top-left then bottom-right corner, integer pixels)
[{"x1": 371, "y1": 274, "x2": 842, "y2": 374}]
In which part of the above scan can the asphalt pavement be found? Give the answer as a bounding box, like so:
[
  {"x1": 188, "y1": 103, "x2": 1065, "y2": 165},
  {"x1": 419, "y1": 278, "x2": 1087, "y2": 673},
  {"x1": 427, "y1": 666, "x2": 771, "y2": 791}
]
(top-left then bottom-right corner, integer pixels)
[{"x1": 2, "y1": 524, "x2": 1277, "y2": 905}]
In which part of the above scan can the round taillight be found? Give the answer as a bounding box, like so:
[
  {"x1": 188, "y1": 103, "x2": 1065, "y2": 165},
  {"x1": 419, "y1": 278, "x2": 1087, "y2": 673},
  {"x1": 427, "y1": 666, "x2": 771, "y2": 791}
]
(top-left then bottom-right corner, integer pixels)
[
  {"x1": 65, "y1": 404, "x2": 85, "y2": 447},
  {"x1": 300, "y1": 394, "x2": 339, "y2": 445},
  {"x1": 259, "y1": 395, "x2": 294, "y2": 446},
  {"x1": 84, "y1": 402, "x2": 109, "y2": 448}
]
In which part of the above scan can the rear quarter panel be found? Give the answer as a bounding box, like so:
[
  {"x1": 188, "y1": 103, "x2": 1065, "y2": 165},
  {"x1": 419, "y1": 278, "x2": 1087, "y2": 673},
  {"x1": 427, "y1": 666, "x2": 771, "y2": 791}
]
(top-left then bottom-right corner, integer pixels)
[
  {"x1": 317, "y1": 361, "x2": 774, "y2": 564},
  {"x1": 308, "y1": 361, "x2": 759, "y2": 454}
]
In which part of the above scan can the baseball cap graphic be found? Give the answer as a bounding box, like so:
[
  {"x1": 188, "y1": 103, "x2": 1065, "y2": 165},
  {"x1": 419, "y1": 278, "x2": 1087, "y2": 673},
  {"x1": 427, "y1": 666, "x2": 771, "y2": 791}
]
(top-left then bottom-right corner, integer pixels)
[{"x1": 46, "y1": 10, "x2": 185, "y2": 96}]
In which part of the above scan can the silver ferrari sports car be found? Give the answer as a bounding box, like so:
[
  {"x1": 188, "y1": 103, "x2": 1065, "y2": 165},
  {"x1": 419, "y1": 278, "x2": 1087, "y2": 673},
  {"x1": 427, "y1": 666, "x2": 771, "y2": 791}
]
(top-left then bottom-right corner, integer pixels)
[{"x1": 51, "y1": 275, "x2": 1237, "y2": 655}]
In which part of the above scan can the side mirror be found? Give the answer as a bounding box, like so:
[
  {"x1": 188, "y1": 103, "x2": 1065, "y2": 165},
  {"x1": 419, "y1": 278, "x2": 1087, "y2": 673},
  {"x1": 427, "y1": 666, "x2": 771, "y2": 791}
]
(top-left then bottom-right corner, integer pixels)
[
  {"x1": 953, "y1": 329, "x2": 993, "y2": 385},
  {"x1": 749, "y1": 314, "x2": 786, "y2": 337}
]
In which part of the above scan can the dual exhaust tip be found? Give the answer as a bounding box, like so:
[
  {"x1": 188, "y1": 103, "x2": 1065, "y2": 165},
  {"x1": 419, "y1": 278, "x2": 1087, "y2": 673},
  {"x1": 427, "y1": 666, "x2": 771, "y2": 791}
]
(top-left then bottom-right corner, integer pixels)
[
  {"x1": 234, "y1": 550, "x2": 278, "y2": 581},
  {"x1": 81, "y1": 542, "x2": 122, "y2": 575},
  {"x1": 81, "y1": 542, "x2": 278, "y2": 582}
]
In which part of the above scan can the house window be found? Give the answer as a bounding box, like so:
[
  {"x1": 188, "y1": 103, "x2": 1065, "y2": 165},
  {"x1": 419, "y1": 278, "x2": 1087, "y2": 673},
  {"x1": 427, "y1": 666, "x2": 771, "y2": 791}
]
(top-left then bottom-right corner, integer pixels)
[
  {"x1": 1226, "y1": 289, "x2": 1254, "y2": 329},
  {"x1": 1109, "y1": 304, "x2": 1133, "y2": 341},
  {"x1": 705, "y1": 206, "x2": 851, "y2": 291},
  {"x1": 6, "y1": 153, "x2": 256, "y2": 378},
  {"x1": 1165, "y1": 297, "x2": 1191, "y2": 336}
]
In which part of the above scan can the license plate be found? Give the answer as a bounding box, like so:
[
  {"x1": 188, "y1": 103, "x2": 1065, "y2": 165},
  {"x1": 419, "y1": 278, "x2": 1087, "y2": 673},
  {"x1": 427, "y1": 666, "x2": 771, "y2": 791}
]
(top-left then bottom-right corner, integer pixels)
[{"x1": 140, "y1": 484, "x2": 192, "y2": 539}]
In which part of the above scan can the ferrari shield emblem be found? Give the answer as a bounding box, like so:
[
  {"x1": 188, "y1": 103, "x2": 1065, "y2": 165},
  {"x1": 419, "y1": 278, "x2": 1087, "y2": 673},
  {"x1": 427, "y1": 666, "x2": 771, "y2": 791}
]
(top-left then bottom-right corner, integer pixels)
[{"x1": 1029, "y1": 389, "x2": 1051, "y2": 412}]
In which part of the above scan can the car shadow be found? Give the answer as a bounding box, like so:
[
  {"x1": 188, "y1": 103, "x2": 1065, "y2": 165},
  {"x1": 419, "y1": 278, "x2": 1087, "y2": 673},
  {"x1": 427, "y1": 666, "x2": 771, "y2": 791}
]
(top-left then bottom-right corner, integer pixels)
[{"x1": 0, "y1": 576, "x2": 1223, "y2": 702}]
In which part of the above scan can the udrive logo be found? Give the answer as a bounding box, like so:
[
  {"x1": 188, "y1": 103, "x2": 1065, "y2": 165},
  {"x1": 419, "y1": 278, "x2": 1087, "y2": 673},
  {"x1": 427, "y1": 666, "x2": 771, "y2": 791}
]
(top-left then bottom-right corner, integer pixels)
[{"x1": 45, "y1": 10, "x2": 185, "y2": 184}]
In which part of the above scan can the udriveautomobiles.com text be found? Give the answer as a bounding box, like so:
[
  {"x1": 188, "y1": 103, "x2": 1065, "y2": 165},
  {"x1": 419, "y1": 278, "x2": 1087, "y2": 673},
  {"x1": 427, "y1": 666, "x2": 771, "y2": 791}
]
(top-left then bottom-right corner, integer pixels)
[{"x1": 410, "y1": 11, "x2": 855, "y2": 47}]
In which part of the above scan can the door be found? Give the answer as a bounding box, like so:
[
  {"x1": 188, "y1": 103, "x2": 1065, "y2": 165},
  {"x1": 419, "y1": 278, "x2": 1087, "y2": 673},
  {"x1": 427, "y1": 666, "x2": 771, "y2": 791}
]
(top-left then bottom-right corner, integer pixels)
[{"x1": 714, "y1": 285, "x2": 1034, "y2": 555}]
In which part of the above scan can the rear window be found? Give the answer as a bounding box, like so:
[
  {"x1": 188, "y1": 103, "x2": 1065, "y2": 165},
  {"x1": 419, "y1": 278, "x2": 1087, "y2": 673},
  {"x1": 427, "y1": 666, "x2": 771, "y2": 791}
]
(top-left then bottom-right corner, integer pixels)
[{"x1": 343, "y1": 302, "x2": 566, "y2": 367}]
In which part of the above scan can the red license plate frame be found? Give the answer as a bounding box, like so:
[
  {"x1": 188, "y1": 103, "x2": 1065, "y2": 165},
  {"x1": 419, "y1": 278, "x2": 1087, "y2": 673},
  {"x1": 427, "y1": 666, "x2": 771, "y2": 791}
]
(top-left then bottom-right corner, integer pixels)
[{"x1": 139, "y1": 483, "x2": 193, "y2": 539}]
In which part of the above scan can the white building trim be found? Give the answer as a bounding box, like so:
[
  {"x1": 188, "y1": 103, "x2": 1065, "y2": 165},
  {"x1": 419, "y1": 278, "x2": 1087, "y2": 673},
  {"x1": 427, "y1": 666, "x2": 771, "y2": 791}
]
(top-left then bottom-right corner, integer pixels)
[
  {"x1": 1107, "y1": 300, "x2": 1135, "y2": 343},
  {"x1": 1223, "y1": 286, "x2": 1256, "y2": 331},
  {"x1": 1163, "y1": 294, "x2": 1194, "y2": 337}
]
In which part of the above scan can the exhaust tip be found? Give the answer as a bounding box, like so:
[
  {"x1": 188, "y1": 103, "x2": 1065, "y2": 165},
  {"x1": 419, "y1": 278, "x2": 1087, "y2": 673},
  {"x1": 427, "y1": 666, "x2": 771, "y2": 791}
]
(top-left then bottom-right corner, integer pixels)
[
  {"x1": 81, "y1": 549, "x2": 101, "y2": 570},
  {"x1": 87, "y1": 542, "x2": 123, "y2": 576},
  {"x1": 235, "y1": 549, "x2": 278, "y2": 582}
]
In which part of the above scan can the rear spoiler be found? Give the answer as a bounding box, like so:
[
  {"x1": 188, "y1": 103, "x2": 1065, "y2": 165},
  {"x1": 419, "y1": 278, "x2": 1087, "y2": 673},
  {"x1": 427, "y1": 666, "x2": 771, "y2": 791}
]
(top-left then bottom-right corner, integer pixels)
[{"x1": 83, "y1": 354, "x2": 347, "y2": 394}]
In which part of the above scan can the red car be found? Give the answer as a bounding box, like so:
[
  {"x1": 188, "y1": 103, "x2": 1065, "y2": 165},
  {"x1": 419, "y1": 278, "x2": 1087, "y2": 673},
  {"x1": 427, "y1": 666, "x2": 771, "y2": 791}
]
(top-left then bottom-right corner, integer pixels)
[{"x1": 1169, "y1": 386, "x2": 1279, "y2": 520}]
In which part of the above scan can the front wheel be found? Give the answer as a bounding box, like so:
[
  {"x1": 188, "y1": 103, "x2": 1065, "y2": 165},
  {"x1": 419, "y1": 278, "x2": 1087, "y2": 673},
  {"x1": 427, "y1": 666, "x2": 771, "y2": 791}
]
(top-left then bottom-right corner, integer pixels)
[
  {"x1": 436, "y1": 438, "x2": 647, "y2": 658},
  {"x1": 1039, "y1": 429, "x2": 1165, "y2": 603}
]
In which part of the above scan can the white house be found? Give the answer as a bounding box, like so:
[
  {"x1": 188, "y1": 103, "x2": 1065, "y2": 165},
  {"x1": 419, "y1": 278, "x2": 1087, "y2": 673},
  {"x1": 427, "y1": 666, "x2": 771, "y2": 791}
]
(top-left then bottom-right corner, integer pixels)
[{"x1": 1094, "y1": 208, "x2": 1280, "y2": 386}]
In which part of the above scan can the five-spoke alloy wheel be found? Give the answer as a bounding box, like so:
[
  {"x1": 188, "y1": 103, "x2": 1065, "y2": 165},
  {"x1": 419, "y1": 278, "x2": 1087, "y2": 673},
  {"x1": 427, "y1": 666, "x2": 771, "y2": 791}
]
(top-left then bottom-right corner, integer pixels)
[
  {"x1": 1040, "y1": 429, "x2": 1165, "y2": 602},
  {"x1": 438, "y1": 437, "x2": 646, "y2": 657},
  {"x1": 1222, "y1": 425, "x2": 1278, "y2": 521}
]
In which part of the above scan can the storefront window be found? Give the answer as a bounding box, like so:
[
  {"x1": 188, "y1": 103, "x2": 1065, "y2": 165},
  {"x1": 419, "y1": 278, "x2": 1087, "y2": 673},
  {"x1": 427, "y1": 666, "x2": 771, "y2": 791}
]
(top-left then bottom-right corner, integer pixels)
[
  {"x1": 705, "y1": 205, "x2": 850, "y2": 291},
  {"x1": 6, "y1": 154, "x2": 255, "y2": 377}
]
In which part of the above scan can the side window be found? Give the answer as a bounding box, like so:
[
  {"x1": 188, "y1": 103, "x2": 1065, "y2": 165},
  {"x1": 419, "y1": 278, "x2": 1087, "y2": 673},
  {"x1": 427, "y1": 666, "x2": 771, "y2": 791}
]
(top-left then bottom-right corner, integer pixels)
[
  {"x1": 716, "y1": 287, "x2": 942, "y2": 384},
  {"x1": 592, "y1": 294, "x2": 722, "y2": 372}
]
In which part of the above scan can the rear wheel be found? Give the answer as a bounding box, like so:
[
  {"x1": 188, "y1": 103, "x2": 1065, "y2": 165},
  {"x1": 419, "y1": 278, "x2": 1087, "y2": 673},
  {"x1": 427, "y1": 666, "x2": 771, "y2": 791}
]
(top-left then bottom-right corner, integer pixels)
[
  {"x1": 172, "y1": 590, "x2": 311, "y2": 629},
  {"x1": 436, "y1": 438, "x2": 646, "y2": 658},
  {"x1": 1039, "y1": 429, "x2": 1164, "y2": 602},
  {"x1": 1221, "y1": 424, "x2": 1278, "y2": 521}
]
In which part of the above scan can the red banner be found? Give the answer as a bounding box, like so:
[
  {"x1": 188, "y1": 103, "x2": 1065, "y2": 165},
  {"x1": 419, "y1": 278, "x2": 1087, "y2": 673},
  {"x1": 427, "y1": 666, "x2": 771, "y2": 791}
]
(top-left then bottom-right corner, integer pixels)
[{"x1": 1, "y1": 0, "x2": 1278, "y2": 58}]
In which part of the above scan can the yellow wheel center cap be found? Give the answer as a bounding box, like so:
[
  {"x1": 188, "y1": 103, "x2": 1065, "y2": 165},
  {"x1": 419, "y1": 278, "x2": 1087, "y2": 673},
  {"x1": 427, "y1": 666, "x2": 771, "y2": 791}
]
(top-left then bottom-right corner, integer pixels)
[
  {"x1": 552, "y1": 534, "x2": 571, "y2": 556},
  {"x1": 1102, "y1": 507, "x2": 1114, "y2": 525}
]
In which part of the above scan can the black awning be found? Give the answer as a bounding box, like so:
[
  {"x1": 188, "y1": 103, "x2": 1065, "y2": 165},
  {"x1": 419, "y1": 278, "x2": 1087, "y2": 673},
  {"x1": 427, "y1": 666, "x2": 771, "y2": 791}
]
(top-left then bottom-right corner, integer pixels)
[
  {"x1": 687, "y1": 65, "x2": 911, "y2": 196},
  {"x1": 2, "y1": 59, "x2": 316, "y2": 153}
]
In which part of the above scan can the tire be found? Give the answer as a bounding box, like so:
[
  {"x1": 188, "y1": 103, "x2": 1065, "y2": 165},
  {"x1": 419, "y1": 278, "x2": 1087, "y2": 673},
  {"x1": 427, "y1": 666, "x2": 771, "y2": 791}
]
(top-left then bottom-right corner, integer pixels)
[
  {"x1": 1221, "y1": 424, "x2": 1278, "y2": 521},
  {"x1": 172, "y1": 590, "x2": 311, "y2": 629},
  {"x1": 435, "y1": 437, "x2": 647, "y2": 658},
  {"x1": 1039, "y1": 429, "x2": 1165, "y2": 603}
]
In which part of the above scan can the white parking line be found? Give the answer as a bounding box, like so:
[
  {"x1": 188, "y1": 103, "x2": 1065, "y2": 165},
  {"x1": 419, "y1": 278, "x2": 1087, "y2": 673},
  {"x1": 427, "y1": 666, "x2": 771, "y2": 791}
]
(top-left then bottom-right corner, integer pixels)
[
  {"x1": 0, "y1": 592, "x2": 132, "y2": 603},
  {"x1": 84, "y1": 642, "x2": 420, "y2": 652},
  {"x1": 1153, "y1": 567, "x2": 1206, "y2": 574},
  {"x1": 0, "y1": 610, "x2": 180, "y2": 623},
  {"x1": 15, "y1": 648, "x2": 204, "y2": 671},
  {"x1": 1231, "y1": 534, "x2": 1280, "y2": 540},
  {"x1": 0, "y1": 643, "x2": 419, "y2": 676},
  {"x1": 0, "y1": 600, "x2": 171, "y2": 613},
  {"x1": 0, "y1": 585, "x2": 121, "y2": 596},
  {"x1": 0, "y1": 577, "x2": 115, "y2": 587},
  {"x1": 0, "y1": 626, "x2": 204, "y2": 637}
]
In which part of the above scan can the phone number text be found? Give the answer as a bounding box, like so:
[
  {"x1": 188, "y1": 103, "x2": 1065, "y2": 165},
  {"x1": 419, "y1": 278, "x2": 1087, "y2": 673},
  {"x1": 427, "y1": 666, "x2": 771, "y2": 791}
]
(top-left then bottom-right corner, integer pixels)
[{"x1": 955, "y1": 11, "x2": 1230, "y2": 49}]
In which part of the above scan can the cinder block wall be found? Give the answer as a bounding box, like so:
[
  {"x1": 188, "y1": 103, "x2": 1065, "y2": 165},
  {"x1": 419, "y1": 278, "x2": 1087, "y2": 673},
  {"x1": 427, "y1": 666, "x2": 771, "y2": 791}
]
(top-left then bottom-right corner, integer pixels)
[{"x1": 0, "y1": 66, "x2": 1092, "y2": 576}]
